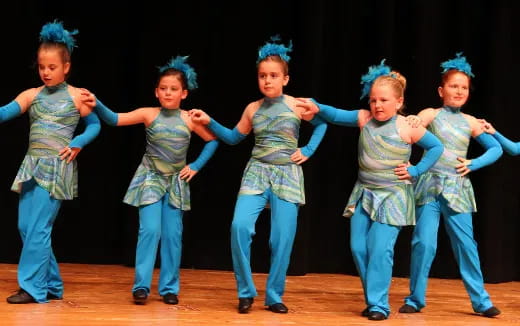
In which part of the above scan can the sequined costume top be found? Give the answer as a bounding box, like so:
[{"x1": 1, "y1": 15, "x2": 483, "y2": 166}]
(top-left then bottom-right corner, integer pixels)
[
  {"x1": 239, "y1": 95, "x2": 305, "y2": 204},
  {"x1": 414, "y1": 107, "x2": 476, "y2": 212},
  {"x1": 11, "y1": 82, "x2": 80, "y2": 200},
  {"x1": 344, "y1": 116, "x2": 415, "y2": 226},
  {"x1": 123, "y1": 108, "x2": 192, "y2": 210}
]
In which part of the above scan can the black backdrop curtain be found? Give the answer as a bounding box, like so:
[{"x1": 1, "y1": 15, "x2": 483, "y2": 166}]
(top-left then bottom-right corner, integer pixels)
[{"x1": 0, "y1": 0, "x2": 518, "y2": 283}]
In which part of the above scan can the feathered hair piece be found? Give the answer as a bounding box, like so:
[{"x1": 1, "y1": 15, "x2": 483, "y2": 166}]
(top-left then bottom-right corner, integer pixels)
[
  {"x1": 39, "y1": 20, "x2": 78, "y2": 53},
  {"x1": 360, "y1": 59, "x2": 395, "y2": 99},
  {"x1": 158, "y1": 56, "x2": 198, "y2": 90},
  {"x1": 440, "y1": 52, "x2": 475, "y2": 77},
  {"x1": 257, "y1": 35, "x2": 293, "y2": 63}
]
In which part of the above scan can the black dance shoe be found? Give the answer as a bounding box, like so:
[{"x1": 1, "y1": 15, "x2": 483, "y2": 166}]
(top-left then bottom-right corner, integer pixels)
[
  {"x1": 7, "y1": 289, "x2": 36, "y2": 304},
  {"x1": 398, "y1": 304, "x2": 419, "y2": 313},
  {"x1": 163, "y1": 293, "x2": 178, "y2": 305},
  {"x1": 133, "y1": 289, "x2": 148, "y2": 305},
  {"x1": 361, "y1": 307, "x2": 369, "y2": 317},
  {"x1": 367, "y1": 311, "x2": 387, "y2": 320},
  {"x1": 268, "y1": 302, "x2": 288, "y2": 313},
  {"x1": 238, "y1": 297, "x2": 254, "y2": 313},
  {"x1": 482, "y1": 306, "x2": 501, "y2": 317}
]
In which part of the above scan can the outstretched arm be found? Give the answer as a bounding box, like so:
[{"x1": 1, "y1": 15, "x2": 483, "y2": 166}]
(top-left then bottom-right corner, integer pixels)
[
  {"x1": 94, "y1": 99, "x2": 119, "y2": 126},
  {"x1": 1, "y1": 89, "x2": 39, "y2": 123},
  {"x1": 0, "y1": 101, "x2": 22, "y2": 123},
  {"x1": 492, "y1": 131, "x2": 520, "y2": 156},
  {"x1": 480, "y1": 119, "x2": 520, "y2": 156},
  {"x1": 296, "y1": 98, "x2": 359, "y2": 127},
  {"x1": 189, "y1": 108, "x2": 250, "y2": 145}
]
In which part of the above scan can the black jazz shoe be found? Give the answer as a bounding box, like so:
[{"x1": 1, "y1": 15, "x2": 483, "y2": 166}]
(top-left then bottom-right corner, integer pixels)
[
  {"x1": 163, "y1": 293, "x2": 178, "y2": 305},
  {"x1": 238, "y1": 297, "x2": 254, "y2": 313},
  {"x1": 398, "y1": 304, "x2": 418, "y2": 313},
  {"x1": 482, "y1": 306, "x2": 501, "y2": 317},
  {"x1": 133, "y1": 289, "x2": 148, "y2": 305},
  {"x1": 367, "y1": 311, "x2": 387, "y2": 321},
  {"x1": 268, "y1": 303, "x2": 288, "y2": 313},
  {"x1": 7, "y1": 289, "x2": 36, "y2": 304}
]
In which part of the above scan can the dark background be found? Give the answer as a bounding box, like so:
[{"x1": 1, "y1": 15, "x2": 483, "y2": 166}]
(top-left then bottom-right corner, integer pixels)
[{"x1": 0, "y1": 0, "x2": 518, "y2": 283}]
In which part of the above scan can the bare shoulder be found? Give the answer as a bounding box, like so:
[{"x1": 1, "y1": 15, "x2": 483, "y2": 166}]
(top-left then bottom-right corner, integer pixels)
[
  {"x1": 461, "y1": 112, "x2": 477, "y2": 123},
  {"x1": 358, "y1": 109, "x2": 372, "y2": 127},
  {"x1": 243, "y1": 99, "x2": 262, "y2": 118},
  {"x1": 14, "y1": 87, "x2": 42, "y2": 111}
]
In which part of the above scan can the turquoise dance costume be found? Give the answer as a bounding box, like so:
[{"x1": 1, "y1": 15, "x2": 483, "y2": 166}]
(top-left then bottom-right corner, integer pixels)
[
  {"x1": 95, "y1": 102, "x2": 218, "y2": 297},
  {"x1": 404, "y1": 106, "x2": 502, "y2": 313},
  {"x1": 314, "y1": 99, "x2": 443, "y2": 318},
  {"x1": 209, "y1": 95, "x2": 326, "y2": 306},
  {"x1": 1, "y1": 82, "x2": 100, "y2": 302}
]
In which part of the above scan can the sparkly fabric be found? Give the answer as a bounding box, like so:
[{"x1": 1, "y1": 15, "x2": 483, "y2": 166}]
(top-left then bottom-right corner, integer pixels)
[
  {"x1": 11, "y1": 83, "x2": 80, "y2": 200},
  {"x1": 415, "y1": 107, "x2": 476, "y2": 213},
  {"x1": 239, "y1": 96, "x2": 305, "y2": 204},
  {"x1": 344, "y1": 117, "x2": 415, "y2": 226},
  {"x1": 123, "y1": 109, "x2": 192, "y2": 210}
]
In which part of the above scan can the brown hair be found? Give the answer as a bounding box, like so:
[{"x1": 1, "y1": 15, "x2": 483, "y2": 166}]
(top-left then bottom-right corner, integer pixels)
[
  {"x1": 38, "y1": 42, "x2": 71, "y2": 64},
  {"x1": 257, "y1": 55, "x2": 289, "y2": 76},
  {"x1": 157, "y1": 69, "x2": 188, "y2": 90},
  {"x1": 440, "y1": 69, "x2": 471, "y2": 87}
]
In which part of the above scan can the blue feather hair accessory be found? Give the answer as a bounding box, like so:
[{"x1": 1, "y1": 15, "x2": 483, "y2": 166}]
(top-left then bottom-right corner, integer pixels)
[
  {"x1": 440, "y1": 52, "x2": 475, "y2": 77},
  {"x1": 39, "y1": 20, "x2": 78, "y2": 53},
  {"x1": 360, "y1": 59, "x2": 395, "y2": 99},
  {"x1": 257, "y1": 35, "x2": 293, "y2": 63},
  {"x1": 158, "y1": 56, "x2": 198, "y2": 90}
]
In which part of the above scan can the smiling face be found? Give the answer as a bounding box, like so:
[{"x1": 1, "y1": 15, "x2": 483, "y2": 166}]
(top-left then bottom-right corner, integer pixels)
[
  {"x1": 257, "y1": 58, "x2": 289, "y2": 98},
  {"x1": 438, "y1": 70, "x2": 470, "y2": 108},
  {"x1": 155, "y1": 74, "x2": 188, "y2": 109},
  {"x1": 38, "y1": 47, "x2": 70, "y2": 87},
  {"x1": 369, "y1": 81, "x2": 404, "y2": 121}
]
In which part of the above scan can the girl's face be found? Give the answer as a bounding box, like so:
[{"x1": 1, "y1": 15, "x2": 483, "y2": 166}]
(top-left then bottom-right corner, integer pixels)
[
  {"x1": 369, "y1": 83, "x2": 403, "y2": 121},
  {"x1": 438, "y1": 71, "x2": 470, "y2": 108},
  {"x1": 257, "y1": 60, "x2": 289, "y2": 98},
  {"x1": 38, "y1": 48, "x2": 70, "y2": 87},
  {"x1": 155, "y1": 75, "x2": 188, "y2": 109}
]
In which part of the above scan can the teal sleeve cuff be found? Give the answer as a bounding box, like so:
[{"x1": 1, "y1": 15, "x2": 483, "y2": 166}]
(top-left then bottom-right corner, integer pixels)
[
  {"x1": 207, "y1": 119, "x2": 247, "y2": 145},
  {"x1": 468, "y1": 133, "x2": 503, "y2": 171},
  {"x1": 69, "y1": 112, "x2": 101, "y2": 149},
  {"x1": 407, "y1": 131, "x2": 444, "y2": 177},
  {"x1": 0, "y1": 101, "x2": 22, "y2": 123},
  {"x1": 300, "y1": 116, "x2": 327, "y2": 157},
  {"x1": 493, "y1": 131, "x2": 520, "y2": 156},
  {"x1": 94, "y1": 99, "x2": 118, "y2": 126},
  {"x1": 189, "y1": 140, "x2": 219, "y2": 171}
]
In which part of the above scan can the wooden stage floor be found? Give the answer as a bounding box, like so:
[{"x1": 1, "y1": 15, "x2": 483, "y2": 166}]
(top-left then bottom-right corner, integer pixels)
[{"x1": 0, "y1": 263, "x2": 518, "y2": 325}]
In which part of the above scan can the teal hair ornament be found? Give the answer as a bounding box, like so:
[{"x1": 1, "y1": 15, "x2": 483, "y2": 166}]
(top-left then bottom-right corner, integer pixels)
[
  {"x1": 39, "y1": 20, "x2": 78, "y2": 53},
  {"x1": 158, "y1": 56, "x2": 198, "y2": 90},
  {"x1": 440, "y1": 52, "x2": 475, "y2": 77},
  {"x1": 257, "y1": 35, "x2": 293, "y2": 63},
  {"x1": 360, "y1": 59, "x2": 395, "y2": 99}
]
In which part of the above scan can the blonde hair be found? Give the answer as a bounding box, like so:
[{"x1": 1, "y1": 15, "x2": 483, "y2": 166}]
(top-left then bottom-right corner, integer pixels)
[{"x1": 372, "y1": 71, "x2": 406, "y2": 98}]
